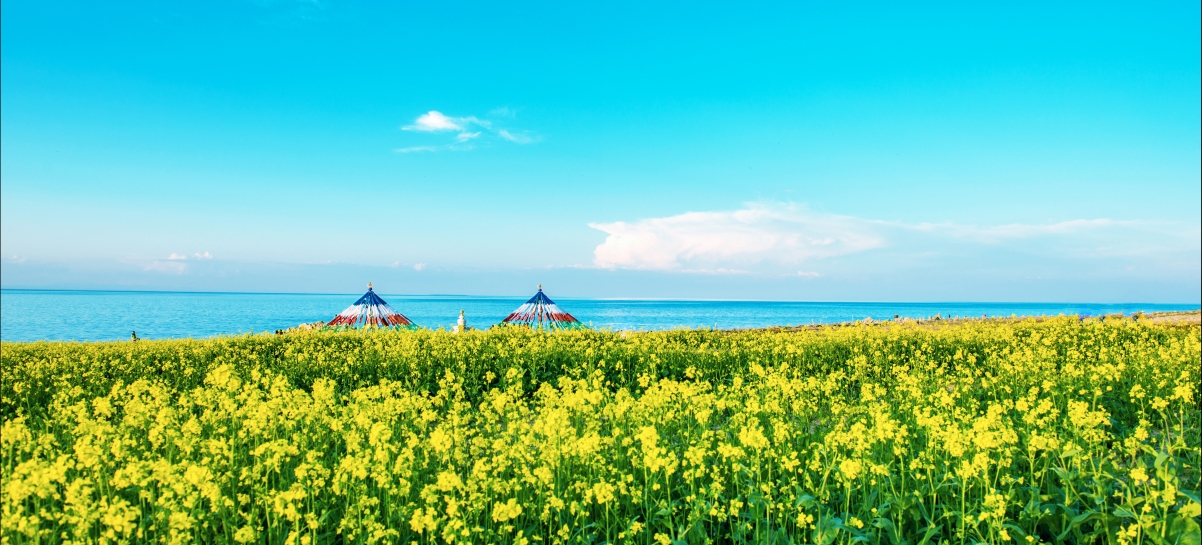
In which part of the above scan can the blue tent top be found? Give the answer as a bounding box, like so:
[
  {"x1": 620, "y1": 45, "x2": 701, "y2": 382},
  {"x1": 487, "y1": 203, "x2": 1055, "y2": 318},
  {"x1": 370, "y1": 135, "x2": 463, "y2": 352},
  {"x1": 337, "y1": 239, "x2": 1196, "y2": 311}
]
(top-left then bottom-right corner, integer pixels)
[
  {"x1": 500, "y1": 285, "x2": 584, "y2": 329},
  {"x1": 328, "y1": 283, "x2": 416, "y2": 328}
]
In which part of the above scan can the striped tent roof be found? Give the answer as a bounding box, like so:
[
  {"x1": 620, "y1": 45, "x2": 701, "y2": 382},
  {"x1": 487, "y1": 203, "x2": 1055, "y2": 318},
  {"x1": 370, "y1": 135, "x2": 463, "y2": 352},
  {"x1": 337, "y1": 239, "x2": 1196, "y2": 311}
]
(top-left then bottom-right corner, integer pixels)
[
  {"x1": 328, "y1": 284, "x2": 415, "y2": 329},
  {"x1": 500, "y1": 285, "x2": 585, "y2": 330}
]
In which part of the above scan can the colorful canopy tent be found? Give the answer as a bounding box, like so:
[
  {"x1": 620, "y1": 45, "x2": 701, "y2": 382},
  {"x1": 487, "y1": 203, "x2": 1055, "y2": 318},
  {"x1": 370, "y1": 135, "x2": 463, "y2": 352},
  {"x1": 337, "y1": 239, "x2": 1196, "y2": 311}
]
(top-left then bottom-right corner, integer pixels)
[
  {"x1": 500, "y1": 285, "x2": 585, "y2": 330},
  {"x1": 327, "y1": 284, "x2": 416, "y2": 329}
]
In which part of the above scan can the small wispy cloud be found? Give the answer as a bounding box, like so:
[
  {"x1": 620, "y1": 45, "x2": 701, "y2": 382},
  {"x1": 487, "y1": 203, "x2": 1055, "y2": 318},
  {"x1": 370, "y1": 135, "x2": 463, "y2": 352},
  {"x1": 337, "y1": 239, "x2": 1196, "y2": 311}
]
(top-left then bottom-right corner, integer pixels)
[
  {"x1": 395, "y1": 145, "x2": 440, "y2": 154},
  {"x1": 498, "y1": 129, "x2": 535, "y2": 144},
  {"x1": 680, "y1": 267, "x2": 749, "y2": 275},
  {"x1": 168, "y1": 253, "x2": 188, "y2": 260},
  {"x1": 909, "y1": 218, "x2": 1126, "y2": 242},
  {"x1": 193, "y1": 251, "x2": 213, "y2": 259},
  {"x1": 413, "y1": 262, "x2": 427, "y2": 271},
  {"x1": 396, "y1": 109, "x2": 536, "y2": 153}
]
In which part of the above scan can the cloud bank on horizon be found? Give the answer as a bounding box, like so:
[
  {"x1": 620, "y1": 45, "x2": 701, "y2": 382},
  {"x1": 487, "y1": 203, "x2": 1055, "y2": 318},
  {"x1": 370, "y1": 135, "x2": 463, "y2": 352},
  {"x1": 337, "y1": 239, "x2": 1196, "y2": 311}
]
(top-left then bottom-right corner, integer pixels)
[
  {"x1": 8, "y1": 201, "x2": 1194, "y2": 294},
  {"x1": 588, "y1": 203, "x2": 1200, "y2": 276},
  {"x1": 3, "y1": 200, "x2": 1196, "y2": 300}
]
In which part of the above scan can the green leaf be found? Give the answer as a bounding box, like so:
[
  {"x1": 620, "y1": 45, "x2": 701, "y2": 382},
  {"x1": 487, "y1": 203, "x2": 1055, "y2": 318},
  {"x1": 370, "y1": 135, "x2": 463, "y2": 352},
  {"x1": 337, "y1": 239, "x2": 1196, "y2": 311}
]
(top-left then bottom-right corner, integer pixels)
[
  {"x1": 1168, "y1": 515, "x2": 1201, "y2": 545},
  {"x1": 1147, "y1": 528, "x2": 1172, "y2": 545},
  {"x1": 1002, "y1": 523, "x2": 1030, "y2": 541},
  {"x1": 1056, "y1": 511, "x2": 1105, "y2": 541},
  {"x1": 794, "y1": 494, "x2": 818, "y2": 509},
  {"x1": 1113, "y1": 507, "x2": 1141, "y2": 519},
  {"x1": 872, "y1": 517, "x2": 907, "y2": 545},
  {"x1": 915, "y1": 525, "x2": 941, "y2": 545},
  {"x1": 1060, "y1": 446, "x2": 1084, "y2": 458},
  {"x1": 811, "y1": 513, "x2": 841, "y2": 545}
]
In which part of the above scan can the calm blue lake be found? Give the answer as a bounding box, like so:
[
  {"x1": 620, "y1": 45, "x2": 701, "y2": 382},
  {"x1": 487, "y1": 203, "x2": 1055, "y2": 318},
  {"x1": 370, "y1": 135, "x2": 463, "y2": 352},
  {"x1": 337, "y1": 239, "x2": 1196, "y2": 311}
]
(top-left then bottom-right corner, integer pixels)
[{"x1": 1, "y1": 289, "x2": 1197, "y2": 342}]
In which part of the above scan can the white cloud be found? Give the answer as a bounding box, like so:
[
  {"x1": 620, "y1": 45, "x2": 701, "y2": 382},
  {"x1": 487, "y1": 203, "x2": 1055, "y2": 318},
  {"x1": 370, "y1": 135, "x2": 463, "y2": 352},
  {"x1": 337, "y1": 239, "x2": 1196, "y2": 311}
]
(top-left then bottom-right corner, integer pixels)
[
  {"x1": 413, "y1": 263, "x2": 427, "y2": 271},
  {"x1": 403, "y1": 111, "x2": 462, "y2": 132},
  {"x1": 168, "y1": 253, "x2": 188, "y2": 260},
  {"x1": 398, "y1": 109, "x2": 535, "y2": 151},
  {"x1": 145, "y1": 260, "x2": 188, "y2": 274},
  {"x1": 589, "y1": 204, "x2": 883, "y2": 271},
  {"x1": 193, "y1": 251, "x2": 213, "y2": 259},
  {"x1": 797, "y1": 271, "x2": 821, "y2": 277}
]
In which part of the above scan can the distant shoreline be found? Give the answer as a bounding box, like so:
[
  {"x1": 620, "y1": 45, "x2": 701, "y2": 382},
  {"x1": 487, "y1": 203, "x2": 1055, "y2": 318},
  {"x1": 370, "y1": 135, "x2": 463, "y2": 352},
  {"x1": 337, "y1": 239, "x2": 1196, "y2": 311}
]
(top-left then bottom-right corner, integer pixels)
[
  {"x1": 2, "y1": 287, "x2": 1199, "y2": 306},
  {"x1": 748, "y1": 309, "x2": 1202, "y2": 332},
  {"x1": 3, "y1": 290, "x2": 1198, "y2": 343}
]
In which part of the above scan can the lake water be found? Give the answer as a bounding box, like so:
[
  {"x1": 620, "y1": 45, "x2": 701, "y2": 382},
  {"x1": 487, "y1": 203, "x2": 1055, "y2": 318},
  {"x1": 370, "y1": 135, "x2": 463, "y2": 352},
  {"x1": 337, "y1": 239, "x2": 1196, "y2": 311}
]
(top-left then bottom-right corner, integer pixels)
[{"x1": 1, "y1": 289, "x2": 1197, "y2": 342}]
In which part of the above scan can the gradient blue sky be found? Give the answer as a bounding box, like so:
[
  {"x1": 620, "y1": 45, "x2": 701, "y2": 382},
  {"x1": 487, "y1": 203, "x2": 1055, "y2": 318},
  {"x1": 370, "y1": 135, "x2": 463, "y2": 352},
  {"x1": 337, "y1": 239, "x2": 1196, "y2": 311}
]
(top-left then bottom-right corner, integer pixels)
[{"x1": 2, "y1": 1, "x2": 1199, "y2": 301}]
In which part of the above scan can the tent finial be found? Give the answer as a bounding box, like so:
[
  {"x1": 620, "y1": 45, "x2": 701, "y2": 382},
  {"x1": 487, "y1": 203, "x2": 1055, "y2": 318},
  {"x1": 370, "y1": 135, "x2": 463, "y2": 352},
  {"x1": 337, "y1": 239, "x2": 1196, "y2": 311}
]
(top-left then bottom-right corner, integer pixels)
[
  {"x1": 368, "y1": 282, "x2": 373, "y2": 290},
  {"x1": 538, "y1": 284, "x2": 542, "y2": 291}
]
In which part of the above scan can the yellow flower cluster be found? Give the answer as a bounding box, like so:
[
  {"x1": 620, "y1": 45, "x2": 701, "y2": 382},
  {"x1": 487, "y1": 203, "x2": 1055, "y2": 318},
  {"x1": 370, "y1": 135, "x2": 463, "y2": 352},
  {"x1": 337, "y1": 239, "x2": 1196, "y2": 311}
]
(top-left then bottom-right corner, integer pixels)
[{"x1": 2, "y1": 317, "x2": 1199, "y2": 543}]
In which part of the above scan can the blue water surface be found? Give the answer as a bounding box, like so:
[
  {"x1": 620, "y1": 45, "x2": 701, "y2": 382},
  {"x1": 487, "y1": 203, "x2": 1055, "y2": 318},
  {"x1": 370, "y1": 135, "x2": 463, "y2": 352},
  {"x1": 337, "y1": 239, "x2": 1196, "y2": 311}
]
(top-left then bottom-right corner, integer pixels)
[{"x1": 1, "y1": 289, "x2": 1197, "y2": 342}]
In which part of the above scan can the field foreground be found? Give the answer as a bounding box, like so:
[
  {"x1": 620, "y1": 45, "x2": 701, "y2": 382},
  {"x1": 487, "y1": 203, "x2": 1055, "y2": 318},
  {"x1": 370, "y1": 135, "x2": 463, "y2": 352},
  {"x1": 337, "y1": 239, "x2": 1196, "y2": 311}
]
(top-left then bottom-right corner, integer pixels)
[{"x1": 2, "y1": 318, "x2": 1199, "y2": 544}]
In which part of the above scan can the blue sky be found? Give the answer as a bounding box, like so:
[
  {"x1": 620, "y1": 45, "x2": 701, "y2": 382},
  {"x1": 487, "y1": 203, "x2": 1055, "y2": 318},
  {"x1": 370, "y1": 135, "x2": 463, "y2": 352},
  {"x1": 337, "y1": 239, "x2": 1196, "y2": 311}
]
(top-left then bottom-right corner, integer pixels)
[{"x1": 2, "y1": 1, "x2": 1199, "y2": 301}]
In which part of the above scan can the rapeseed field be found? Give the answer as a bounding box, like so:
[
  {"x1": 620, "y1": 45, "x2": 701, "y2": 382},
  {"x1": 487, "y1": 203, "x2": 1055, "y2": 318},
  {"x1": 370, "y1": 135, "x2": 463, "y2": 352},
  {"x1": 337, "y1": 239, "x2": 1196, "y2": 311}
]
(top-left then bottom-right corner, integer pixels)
[{"x1": 2, "y1": 317, "x2": 1198, "y2": 544}]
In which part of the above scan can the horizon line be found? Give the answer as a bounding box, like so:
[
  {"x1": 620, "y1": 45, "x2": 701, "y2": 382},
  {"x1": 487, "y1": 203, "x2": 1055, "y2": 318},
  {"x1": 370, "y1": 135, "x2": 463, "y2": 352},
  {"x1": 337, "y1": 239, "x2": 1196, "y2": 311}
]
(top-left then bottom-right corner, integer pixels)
[{"x1": 1, "y1": 287, "x2": 1198, "y2": 307}]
